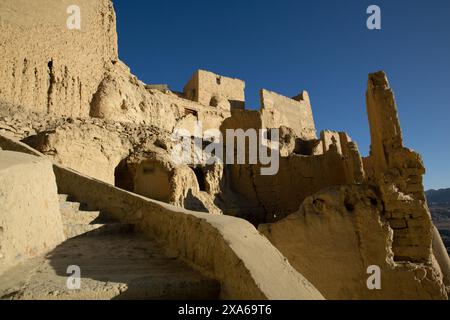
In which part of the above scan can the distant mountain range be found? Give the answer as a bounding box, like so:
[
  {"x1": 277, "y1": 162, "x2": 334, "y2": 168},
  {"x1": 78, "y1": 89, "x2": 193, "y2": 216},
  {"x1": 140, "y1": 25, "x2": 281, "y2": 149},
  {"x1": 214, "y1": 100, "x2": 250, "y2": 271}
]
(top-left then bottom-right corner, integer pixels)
[{"x1": 426, "y1": 188, "x2": 450, "y2": 205}]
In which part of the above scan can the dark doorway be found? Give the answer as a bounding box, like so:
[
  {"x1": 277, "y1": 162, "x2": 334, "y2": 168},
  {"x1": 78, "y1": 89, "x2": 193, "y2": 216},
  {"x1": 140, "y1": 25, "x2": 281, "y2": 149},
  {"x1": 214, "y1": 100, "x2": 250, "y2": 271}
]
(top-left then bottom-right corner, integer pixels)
[
  {"x1": 114, "y1": 159, "x2": 134, "y2": 192},
  {"x1": 192, "y1": 167, "x2": 206, "y2": 191}
]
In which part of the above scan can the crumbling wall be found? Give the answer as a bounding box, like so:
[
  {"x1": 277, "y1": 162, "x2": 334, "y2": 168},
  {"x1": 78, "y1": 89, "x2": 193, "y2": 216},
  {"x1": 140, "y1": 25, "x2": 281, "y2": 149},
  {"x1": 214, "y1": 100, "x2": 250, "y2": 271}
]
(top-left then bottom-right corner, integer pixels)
[
  {"x1": 0, "y1": 0, "x2": 118, "y2": 116},
  {"x1": 174, "y1": 106, "x2": 231, "y2": 137},
  {"x1": 321, "y1": 130, "x2": 342, "y2": 154},
  {"x1": 226, "y1": 139, "x2": 363, "y2": 224},
  {"x1": 364, "y1": 71, "x2": 434, "y2": 263},
  {"x1": 260, "y1": 185, "x2": 448, "y2": 300},
  {"x1": 184, "y1": 70, "x2": 245, "y2": 110},
  {"x1": 0, "y1": 151, "x2": 65, "y2": 276},
  {"x1": 252, "y1": 147, "x2": 362, "y2": 223},
  {"x1": 259, "y1": 71, "x2": 449, "y2": 299},
  {"x1": 126, "y1": 143, "x2": 223, "y2": 215},
  {"x1": 90, "y1": 64, "x2": 231, "y2": 134},
  {"x1": 24, "y1": 122, "x2": 132, "y2": 184},
  {"x1": 220, "y1": 109, "x2": 364, "y2": 224},
  {"x1": 0, "y1": 135, "x2": 324, "y2": 300},
  {"x1": 51, "y1": 162, "x2": 325, "y2": 300},
  {"x1": 6, "y1": 105, "x2": 226, "y2": 215},
  {"x1": 260, "y1": 89, "x2": 316, "y2": 140},
  {"x1": 90, "y1": 61, "x2": 184, "y2": 131}
]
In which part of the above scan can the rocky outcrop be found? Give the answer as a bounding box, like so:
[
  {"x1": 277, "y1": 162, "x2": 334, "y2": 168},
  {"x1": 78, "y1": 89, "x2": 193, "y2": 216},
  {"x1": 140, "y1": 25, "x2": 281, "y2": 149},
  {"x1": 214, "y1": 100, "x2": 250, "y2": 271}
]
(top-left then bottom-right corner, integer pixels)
[
  {"x1": 25, "y1": 122, "x2": 132, "y2": 184},
  {"x1": 260, "y1": 185, "x2": 447, "y2": 299},
  {"x1": 90, "y1": 63, "x2": 233, "y2": 134},
  {"x1": 89, "y1": 61, "x2": 183, "y2": 131}
]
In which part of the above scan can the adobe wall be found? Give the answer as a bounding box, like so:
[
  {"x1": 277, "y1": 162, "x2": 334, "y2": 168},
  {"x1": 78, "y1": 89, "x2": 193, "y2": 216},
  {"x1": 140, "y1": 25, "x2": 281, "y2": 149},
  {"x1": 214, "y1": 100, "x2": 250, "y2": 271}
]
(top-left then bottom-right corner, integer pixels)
[
  {"x1": 260, "y1": 185, "x2": 448, "y2": 300},
  {"x1": 0, "y1": 134, "x2": 324, "y2": 300},
  {"x1": 226, "y1": 143, "x2": 363, "y2": 224},
  {"x1": 130, "y1": 155, "x2": 224, "y2": 215},
  {"x1": 90, "y1": 63, "x2": 232, "y2": 135},
  {"x1": 365, "y1": 72, "x2": 433, "y2": 263},
  {"x1": 0, "y1": 0, "x2": 118, "y2": 117},
  {"x1": 184, "y1": 70, "x2": 245, "y2": 110},
  {"x1": 183, "y1": 71, "x2": 200, "y2": 102},
  {"x1": 53, "y1": 164, "x2": 324, "y2": 300},
  {"x1": 219, "y1": 110, "x2": 364, "y2": 224},
  {"x1": 321, "y1": 130, "x2": 342, "y2": 154},
  {"x1": 260, "y1": 89, "x2": 317, "y2": 140},
  {"x1": 0, "y1": 151, "x2": 65, "y2": 276},
  {"x1": 258, "y1": 71, "x2": 450, "y2": 299},
  {"x1": 254, "y1": 150, "x2": 361, "y2": 223},
  {"x1": 173, "y1": 95, "x2": 232, "y2": 137},
  {"x1": 24, "y1": 122, "x2": 132, "y2": 185}
]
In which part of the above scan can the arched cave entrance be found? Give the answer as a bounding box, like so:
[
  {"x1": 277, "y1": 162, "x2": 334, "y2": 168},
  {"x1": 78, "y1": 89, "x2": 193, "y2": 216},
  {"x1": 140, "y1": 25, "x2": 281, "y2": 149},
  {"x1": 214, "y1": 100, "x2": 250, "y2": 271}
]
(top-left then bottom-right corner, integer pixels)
[
  {"x1": 191, "y1": 166, "x2": 206, "y2": 192},
  {"x1": 134, "y1": 161, "x2": 171, "y2": 203},
  {"x1": 114, "y1": 159, "x2": 134, "y2": 192}
]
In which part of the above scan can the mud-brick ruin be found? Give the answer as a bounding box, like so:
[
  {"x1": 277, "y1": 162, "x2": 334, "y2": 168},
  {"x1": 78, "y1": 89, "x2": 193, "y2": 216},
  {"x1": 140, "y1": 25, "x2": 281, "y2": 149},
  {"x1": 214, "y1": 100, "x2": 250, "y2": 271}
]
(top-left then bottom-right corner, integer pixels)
[{"x1": 0, "y1": 0, "x2": 449, "y2": 300}]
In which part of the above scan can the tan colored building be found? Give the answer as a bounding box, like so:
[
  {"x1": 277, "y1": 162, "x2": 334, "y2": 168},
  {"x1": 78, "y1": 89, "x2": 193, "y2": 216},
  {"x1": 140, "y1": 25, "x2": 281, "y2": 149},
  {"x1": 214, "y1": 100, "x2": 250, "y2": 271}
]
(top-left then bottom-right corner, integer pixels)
[
  {"x1": 184, "y1": 70, "x2": 246, "y2": 109},
  {"x1": 260, "y1": 89, "x2": 317, "y2": 140}
]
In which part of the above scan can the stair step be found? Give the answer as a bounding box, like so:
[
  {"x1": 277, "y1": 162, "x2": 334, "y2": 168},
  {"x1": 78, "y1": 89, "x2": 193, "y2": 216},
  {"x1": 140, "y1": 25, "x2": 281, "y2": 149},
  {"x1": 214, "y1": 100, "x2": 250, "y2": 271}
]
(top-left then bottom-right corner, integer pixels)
[
  {"x1": 61, "y1": 210, "x2": 103, "y2": 225},
  {"x1": 58, "y1": 194, "x2": 69, "y2": 202},
  {"x1": 0, "y1": 234, "x2": 220, "y2": 300},
  {"x1": 60, "y1": 201, "x2": 80, "y2": 211},
  {"x1": 64, "y1": 223, "x2": 134, "y2": 239}
]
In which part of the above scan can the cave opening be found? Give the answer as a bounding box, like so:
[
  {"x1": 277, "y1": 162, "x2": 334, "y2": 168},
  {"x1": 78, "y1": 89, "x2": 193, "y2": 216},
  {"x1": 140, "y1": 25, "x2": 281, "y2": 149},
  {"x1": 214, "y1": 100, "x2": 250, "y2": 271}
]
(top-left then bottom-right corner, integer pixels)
[
  {"x1": 192, "y1": 166, "x2": 206, "y2": 192},
  {"x1": 114, "y1": 159, "x2": 134, "y2": 192}
]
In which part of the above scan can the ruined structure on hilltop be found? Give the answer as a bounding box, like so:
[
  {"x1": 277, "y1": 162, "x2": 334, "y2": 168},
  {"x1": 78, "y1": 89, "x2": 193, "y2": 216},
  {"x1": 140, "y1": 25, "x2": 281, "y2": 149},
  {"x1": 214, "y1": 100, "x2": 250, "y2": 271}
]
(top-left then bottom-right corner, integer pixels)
[
  {"x1": 260, "y1": 72, "x2": 450, "y2": 299},
  {"x1": 0, "y1": 0, "x2": 449, "y2": 300}
]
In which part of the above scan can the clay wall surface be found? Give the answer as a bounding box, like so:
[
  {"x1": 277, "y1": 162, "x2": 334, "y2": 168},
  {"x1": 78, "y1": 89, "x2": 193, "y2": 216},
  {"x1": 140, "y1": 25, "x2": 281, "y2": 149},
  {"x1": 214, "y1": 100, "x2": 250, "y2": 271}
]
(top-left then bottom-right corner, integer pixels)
[
  {"x1": 260, "y1": 185, "x2": 448, "y2": 300},
  {"x1": 134, "y1": 160, "x2": 172, "y2": 202},
  {"x1": 226, "y1": 148, "x2": 361, "y2": 224},
  {"x1": 0, "y1": 151, "x2": 65, "y2": 275},
  {"x1": 24, "y1": 122, "x2": 132, "y2": 184},
  {"x1": 52, "y1": 163, "x2": 324, "y2": 300},
  {"x1": 0, "y1": 134, "x2": 324, "y2": 300},
  {"x1": 219, "y1": 111, "x2": 364, "y2": 223},
  {"x1": 184, "y1": 70, "x2": 245, "y2": 110},
  {"x1": 321, "y1": 130, "x2": 342, "y2": 154},
  {"x1": 90, "y1": 63, "x2": 232, "y2": 135},
  {"x1": 260, "y1": 89, "x2": 316, "y2": 140},
  {"x1": 257, "y1": 72, "x2": 450, "y2": 299},
  {"x1": 0, "y1": 0, "x2": 118, "y2": 117},
  {"x1": 365, "y1": 72, "x2": 433, "y2": 263}
]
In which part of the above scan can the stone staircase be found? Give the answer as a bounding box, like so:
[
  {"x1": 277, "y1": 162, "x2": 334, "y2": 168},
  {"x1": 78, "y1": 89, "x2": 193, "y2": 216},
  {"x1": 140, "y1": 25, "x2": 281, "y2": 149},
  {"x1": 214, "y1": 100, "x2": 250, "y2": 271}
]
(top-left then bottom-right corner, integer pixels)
[
  {"x1": 59, "y1": 194, "x2": 134, "y2": 239},
  {"x1": 0, "y1": 194, "x2": 220, "y2": 300}
]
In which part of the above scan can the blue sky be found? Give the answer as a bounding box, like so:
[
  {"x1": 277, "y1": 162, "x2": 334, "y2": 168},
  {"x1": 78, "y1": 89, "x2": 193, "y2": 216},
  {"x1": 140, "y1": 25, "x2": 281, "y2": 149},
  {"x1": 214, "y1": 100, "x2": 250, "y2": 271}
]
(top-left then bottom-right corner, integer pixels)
[{"x1": 112, "y1": 0, "x2": 450, "y2": 190}]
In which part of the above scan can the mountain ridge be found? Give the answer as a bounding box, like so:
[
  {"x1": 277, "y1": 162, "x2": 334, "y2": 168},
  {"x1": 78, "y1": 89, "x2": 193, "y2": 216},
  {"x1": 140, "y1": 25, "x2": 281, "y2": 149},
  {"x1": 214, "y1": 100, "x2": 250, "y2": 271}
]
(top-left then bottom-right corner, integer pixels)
[{"x1": 426, "y1": 188, "x2": 450, "y2": 204}]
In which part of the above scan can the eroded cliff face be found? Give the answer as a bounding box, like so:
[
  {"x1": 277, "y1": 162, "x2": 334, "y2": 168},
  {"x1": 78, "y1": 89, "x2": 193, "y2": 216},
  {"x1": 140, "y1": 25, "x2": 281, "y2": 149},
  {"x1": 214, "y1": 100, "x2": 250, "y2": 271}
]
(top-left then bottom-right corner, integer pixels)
[
  {"x1": 0, "y1": 0, "x2": 117, "y2": 116},
  {"x1": 260, "y1": 185, "x2": 447, "y2": 300},
  {"x1": 260, "y1": 72, "x2": 450, "y2": 299}
]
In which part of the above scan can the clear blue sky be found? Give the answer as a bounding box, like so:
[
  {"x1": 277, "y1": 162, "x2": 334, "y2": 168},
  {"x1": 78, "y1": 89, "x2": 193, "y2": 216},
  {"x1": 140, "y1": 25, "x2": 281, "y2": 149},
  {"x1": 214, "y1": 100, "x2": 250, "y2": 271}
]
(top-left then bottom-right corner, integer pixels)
[{"x1": 112, "y1": 0, "x2": 450, "y2": 190}]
